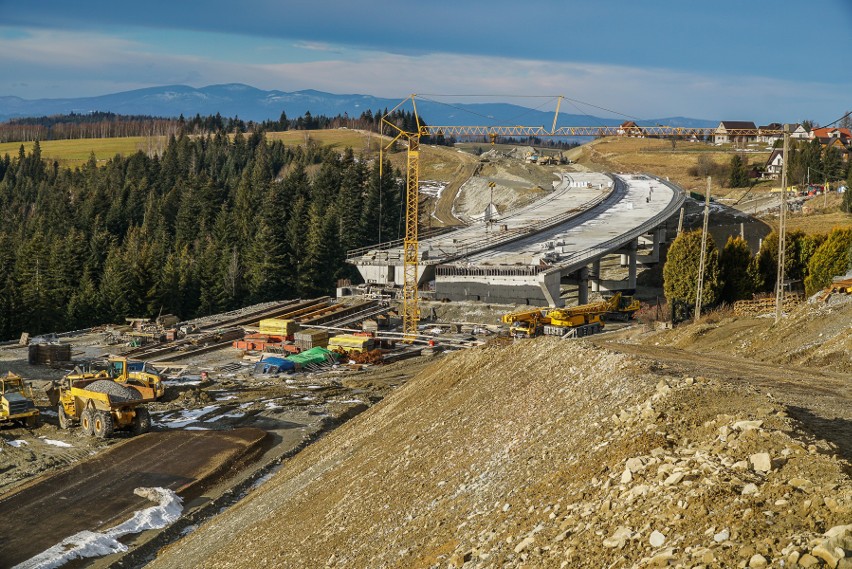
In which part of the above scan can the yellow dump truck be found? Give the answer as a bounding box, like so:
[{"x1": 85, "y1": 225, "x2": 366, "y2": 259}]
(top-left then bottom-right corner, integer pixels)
[
  {"x1": 0, "y1": 372, "x2": 40, "y2": 428},
  {"x1": 66, "y1": 355, "x2": 165, "y2": 399},
  {"x1": 47, "y1": 376, "x2": 155, "y2": 438},
  {"x1": 327, "y1": 334, "x2": 376, "y2": 354}
]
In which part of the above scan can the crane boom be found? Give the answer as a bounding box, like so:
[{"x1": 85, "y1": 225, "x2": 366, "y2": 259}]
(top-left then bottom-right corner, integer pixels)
[{"x1": 381, "y1": 95, "x2": 780, "y2": 340}]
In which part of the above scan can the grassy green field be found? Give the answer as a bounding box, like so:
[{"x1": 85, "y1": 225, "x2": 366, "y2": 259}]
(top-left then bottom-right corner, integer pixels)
[
  {"x1": 0, "y1": 129, "x2": 386, "y2": 169},
  {"x1": 0, "y1": 137, "x2": 168, "y2": 169}
]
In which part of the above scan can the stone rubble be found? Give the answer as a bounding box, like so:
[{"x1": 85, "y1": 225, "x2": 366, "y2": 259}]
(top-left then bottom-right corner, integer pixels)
[{"x1": 146, "y1": 339, "x2": 852, "y2": 569}]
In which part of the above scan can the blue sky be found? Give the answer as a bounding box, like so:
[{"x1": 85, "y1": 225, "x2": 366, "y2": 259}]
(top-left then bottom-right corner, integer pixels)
[{"x1": 1, "y1": 0, "x2": 850, "y2": 124}]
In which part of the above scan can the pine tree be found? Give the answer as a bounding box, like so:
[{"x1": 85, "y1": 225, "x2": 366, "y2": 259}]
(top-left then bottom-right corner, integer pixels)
[
  {"x1": 718, "y1": 236, "x2": 755, "y2": 302},
  {"x1": 663, "y1": 230, "x2": 721, "y2": 320},
  {"x1": 728, "y1": 154, "x2": 750, "y2": 188},
  {"x1": 299, "y1": 201, "x2": 341, "y2": 296}
]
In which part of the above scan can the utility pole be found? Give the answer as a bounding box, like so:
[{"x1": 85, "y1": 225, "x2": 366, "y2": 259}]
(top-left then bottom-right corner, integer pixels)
[
  {"x1": 775, "y1": 124, "x2": 790, "y2": 322},
  {"x1": 677, "y1": 206, "x2": 685, "y2": 235},
  {"x1": 695, "y1": 176, "x2": 711, "y2": 322}
]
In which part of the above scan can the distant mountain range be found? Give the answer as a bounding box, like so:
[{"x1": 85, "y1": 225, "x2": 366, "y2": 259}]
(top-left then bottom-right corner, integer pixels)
[{"x1": 0, "y1": 83, "x2": 717, "y2": 129}]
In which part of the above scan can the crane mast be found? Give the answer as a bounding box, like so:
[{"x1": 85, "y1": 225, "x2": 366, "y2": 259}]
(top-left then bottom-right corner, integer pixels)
[{"x1": 380, "y1": 95, "x2": 783, "y2": 340}]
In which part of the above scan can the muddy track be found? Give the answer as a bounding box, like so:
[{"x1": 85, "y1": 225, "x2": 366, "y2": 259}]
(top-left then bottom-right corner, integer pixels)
[
  {"x1": 0, "y1": 428, "x2": 266, "y2": 567},
  {"x1": 431, "y1": 160, "x2": 479, "y2": 226}
]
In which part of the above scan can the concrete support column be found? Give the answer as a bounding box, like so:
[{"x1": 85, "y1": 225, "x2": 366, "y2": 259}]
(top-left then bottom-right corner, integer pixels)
[
  {"x1": 538, "y1": 271, "x2": 564, "y2": 308},
  {"x1": 577, "y1": 266, "x2": 589, "y2": 305},
  {"x1": 590, "y1": 259, "x2": 601, "y2": 292},
  {"x1": 628, "y1": 239, "x2": 638, "y2": 290}
]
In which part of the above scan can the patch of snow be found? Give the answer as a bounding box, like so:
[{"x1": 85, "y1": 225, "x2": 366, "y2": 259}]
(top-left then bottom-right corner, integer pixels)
[
  {"x1": 7, "y1": 439, "x2": 28, "y2": 448},
  {"x1": 205, "y1": 411, "x2": 245, "y2": 422},
  {"x1": 153, "y1": 405, "x2": 219, "y2": 429},
  {"x1": 39, "y1": 438, "x2": 72, "y2": 448},
  {"x1": 13, "y1": 487, "x2": 182, "y2": 569},
  {"x1": 180, "y1": 524, "x2": 197, "y2": 536}
]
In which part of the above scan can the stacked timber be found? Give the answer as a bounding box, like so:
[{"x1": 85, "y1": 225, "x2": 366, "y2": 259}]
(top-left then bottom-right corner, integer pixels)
[
  {"x1": 259, "y1": 318, "x2": 300, "y2": 337},
  {"x1": 294, "y1": 329, "x2": 328, "y2": 351},
  {"x1": 28, "y1": 343, "x2": 72, "y2": 365},
  {"x1": 733, "y1": 293, "x2": 802, "y2": 316}
]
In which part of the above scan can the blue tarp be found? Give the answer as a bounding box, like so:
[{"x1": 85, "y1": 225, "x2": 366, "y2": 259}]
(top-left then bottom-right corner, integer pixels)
[{"x1": 253, "y1": 356, "x2": 296, "y2": 375}]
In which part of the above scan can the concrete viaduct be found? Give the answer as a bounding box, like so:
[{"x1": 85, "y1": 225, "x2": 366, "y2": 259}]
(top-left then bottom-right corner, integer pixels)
[{"x1": 347, "y1": 172, "x2": 685, "y2": 307}]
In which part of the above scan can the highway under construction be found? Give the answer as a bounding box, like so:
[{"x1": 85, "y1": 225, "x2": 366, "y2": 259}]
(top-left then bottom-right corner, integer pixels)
[{"x1": 348, "y1": 170, "x2": 684, "y2": 306}]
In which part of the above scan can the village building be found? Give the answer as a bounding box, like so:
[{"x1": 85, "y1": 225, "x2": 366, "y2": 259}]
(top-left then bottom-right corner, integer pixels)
[{"x1": 714, "y1": 121, "x2": 758, "y2": 145}]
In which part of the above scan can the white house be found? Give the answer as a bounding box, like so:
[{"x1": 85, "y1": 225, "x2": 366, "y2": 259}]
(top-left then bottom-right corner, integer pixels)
[
  {"x1": 714, "y1": 121, "x2": 757, "y2": 145},
  {"x1": 764, "y1": 148, "x2": 784, "y2": 179}
]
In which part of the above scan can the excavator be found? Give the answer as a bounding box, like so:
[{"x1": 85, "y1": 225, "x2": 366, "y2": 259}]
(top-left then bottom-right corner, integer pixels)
[{"x1": 502, "y1": 292, "x2": 640, "y2": 338}]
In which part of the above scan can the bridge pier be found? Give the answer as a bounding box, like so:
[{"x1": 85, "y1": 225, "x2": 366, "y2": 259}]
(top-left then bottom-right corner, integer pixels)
[
  {"x1": 537, "y1": 271, "x2": 564, "y2": 307},
  {"x1": 627, "y1": 239, "x2": 638, "y2": 290},
  {"x1": 590, "y1": 259, "x2": 601, "y2": 292},
  {"x1": 637, "y1": 227, "x2": 666, "y2": 264},
  {"x1": 577, "y1": 266, "x2": 589, "y2": 304}
]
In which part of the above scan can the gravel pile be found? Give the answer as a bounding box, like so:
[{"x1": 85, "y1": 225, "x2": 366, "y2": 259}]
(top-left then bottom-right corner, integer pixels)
[
  {"x1": 85, "y1": 380, "x2": 140, "y2": 402},
  {"x1": 148, "y1": 338, "x2": 851, "y2": 569}
]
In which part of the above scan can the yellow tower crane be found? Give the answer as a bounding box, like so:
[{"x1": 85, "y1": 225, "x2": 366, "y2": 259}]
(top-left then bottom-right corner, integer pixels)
[{"x1": 380, "y1": 94, "x2": 784, "y2": 340}]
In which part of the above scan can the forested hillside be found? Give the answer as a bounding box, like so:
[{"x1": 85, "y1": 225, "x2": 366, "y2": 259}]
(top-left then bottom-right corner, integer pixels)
[{"x1": 0, "y1": 132, "x2": 404, "y2": 339}]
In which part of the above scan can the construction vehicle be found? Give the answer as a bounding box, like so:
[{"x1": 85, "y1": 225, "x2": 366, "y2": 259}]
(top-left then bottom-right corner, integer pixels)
[
  {"x1": 66, "y1": 355, "x2": 165, "y2": 399},
  {"x1": 46, "y1": 375, "x2": 155, "y2": 438},
  {"x1": 0, "y1": 372, "x2": 40, "y2": 428},
  {"x1": 603, "y1": 292, "x2": 641, "y2": 320},
  {"x1": 543, "y1": 292, "x2": 639, "y2": 336},
  {"x1": 502, "y1": 293, "x2": 641, "y2": 339},
  {"x1": 543, "y1": 301, "x2": 609, "y2": 337},
  {"x1": 501, "y1": 308, "x2": 551, "y2": 339}
]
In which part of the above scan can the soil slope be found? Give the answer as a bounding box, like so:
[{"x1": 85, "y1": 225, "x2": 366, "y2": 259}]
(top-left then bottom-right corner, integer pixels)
[{"x1": 149, "y1": 337, "x2": 850, "y2": 568}]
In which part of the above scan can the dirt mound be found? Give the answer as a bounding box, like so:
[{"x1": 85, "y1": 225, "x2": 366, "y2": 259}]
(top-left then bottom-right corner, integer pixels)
[
  {"x1": 149, "y1": 339, "x2": 850, "y2": 568},
  {"x1": 637, "y1": 295, "x2": 852, "y2": 373}
]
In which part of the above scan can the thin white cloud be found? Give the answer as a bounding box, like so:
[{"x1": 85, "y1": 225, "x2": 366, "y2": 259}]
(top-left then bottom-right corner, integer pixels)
[
  {"x1": 292, "y1": 41, "x2": 344, "y2": 54},
  {"x1": 0, "y1": 27, "x2": 847, "y2": 124}
]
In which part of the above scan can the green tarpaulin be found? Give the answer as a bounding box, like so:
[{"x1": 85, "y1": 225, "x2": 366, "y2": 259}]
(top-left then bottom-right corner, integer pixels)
[{"x1": 286, "y1": 347, "x2": 339, "y2": 366}]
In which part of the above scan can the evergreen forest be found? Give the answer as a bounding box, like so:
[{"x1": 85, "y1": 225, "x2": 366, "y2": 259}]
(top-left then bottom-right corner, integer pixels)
[{"x1": 0, "y1": 132, "x2": 405, "y2": 340}]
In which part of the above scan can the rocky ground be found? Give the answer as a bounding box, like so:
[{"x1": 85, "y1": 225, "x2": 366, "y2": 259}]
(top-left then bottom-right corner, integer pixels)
[{"x1": 146, "y1": 303, "x2": 851, "y2": 569}]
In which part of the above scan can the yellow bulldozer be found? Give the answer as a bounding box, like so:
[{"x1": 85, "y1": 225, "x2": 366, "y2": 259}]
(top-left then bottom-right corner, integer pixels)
[{"x1": 66, "y1": 355, "x2": 165, "y2": 399}]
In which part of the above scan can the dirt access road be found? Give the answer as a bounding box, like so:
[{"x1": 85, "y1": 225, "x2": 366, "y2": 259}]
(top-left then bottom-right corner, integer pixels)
[
  {"x1": 0, "y1": 428, "x2": 266, "y2": 567},
  {"x1": 594, "y1": 339, "x2": 852, "y2": 461}
]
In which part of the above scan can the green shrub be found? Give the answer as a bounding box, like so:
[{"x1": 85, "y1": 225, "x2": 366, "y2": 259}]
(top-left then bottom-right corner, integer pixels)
[{"x1": 804, "y1": 227, "x2": 852, "y2": 296}]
